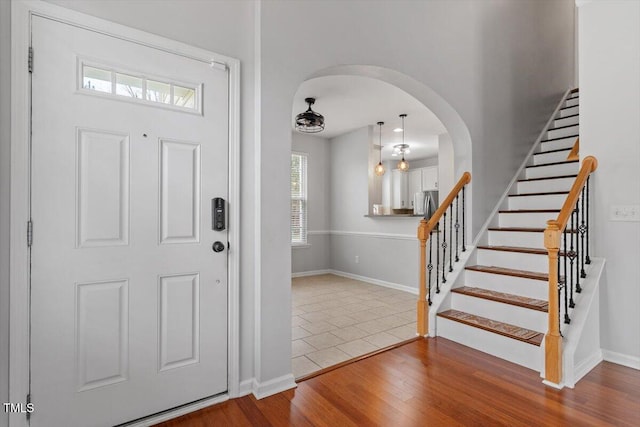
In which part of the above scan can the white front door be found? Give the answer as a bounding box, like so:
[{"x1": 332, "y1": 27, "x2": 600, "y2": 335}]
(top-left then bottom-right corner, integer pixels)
[{"x1": 30, "y1": 16, "x2": 229, "y2": 427}]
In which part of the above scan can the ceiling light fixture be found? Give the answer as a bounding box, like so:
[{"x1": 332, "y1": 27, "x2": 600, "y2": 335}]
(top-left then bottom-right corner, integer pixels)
[
  {"x1": 295, "y1": 97, "x2": 325, "y2": 133},
  {"x1": 393, "y1": 128, "x2": 403, "y2": 133},
  {"x1": 397, "y1": 114, "x2": 409, "y2": 172},
  {"x1": 374, "y1": 122, "x2": 385, "y2": 177}
]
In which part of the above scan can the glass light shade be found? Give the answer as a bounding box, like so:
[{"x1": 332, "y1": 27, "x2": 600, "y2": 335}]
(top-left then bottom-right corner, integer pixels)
[
  {"x1": 374, "y1": 162, "x2": 385, "y2": 176},
  {"x1": 398, "y1": 157, "x2": 409, "y2": 172}
]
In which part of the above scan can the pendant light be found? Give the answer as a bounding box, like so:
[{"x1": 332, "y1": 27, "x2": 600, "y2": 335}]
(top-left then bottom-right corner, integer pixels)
[
  {"x1": 295, "y1": 97, "x2": 325, "y2": 133},
  {"x1": 397, "y1": 114, "x2": 409, "y2": 172},
  {"x1": 374, "y1": 121, "x2": 385, "y2": 176}
]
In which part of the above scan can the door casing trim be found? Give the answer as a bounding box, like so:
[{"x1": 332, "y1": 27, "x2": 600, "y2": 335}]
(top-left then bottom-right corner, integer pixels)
[{"x1": 9, "y1": 2, "x2": 241, "y2": 425}]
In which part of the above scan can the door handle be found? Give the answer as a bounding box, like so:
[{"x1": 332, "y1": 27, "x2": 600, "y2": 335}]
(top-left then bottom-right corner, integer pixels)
[{"x1": 212, "y1": 241, "x2": 225, "y2": 253}]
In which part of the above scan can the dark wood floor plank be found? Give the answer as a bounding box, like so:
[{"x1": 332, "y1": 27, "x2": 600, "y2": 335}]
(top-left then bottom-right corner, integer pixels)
[{"x1": 155, "y1": 338, "x2": 640, "y2": 427}]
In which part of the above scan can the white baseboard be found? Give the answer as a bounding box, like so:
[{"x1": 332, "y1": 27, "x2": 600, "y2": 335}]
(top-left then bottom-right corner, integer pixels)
[
  {"x1": 602, "y1": 349, "x2": 640, "y2": 370},
  {"x1": 291, "y1": 269, "x2": 331, "y2": 278},
  {"x1": 252, "y1": 374, "x2": 297, "y2": 400},
  {"x1": 328, "y1": 270, "x2": 418, "y2": 295},
  {"x1": 568, "y1": 350, "x2": 604, "y2": 388},
  {"x1": 124, "y1": 394, "x2": 229, "y2": 426},
  {"x1": 237, "y1": 379, "x2": 254, "y2": 397}
]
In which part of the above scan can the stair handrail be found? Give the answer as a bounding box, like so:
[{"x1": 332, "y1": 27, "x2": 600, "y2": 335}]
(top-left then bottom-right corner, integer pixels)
[
  {"x1": 417, "y1": 171, "x2": 471, "y2": 336},
  {"x1": 544, "y1": 155, "x2": 597, "y2": 386}
]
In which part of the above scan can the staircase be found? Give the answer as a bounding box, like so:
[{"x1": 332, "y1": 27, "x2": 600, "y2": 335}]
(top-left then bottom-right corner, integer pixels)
[{"x1": 436, "y1": 89, "x2": 582, "y2": 372}]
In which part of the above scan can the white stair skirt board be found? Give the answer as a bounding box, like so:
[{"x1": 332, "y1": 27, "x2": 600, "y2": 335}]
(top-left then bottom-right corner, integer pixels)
[
  {"x1": 559, "y1": 106, "x2": 579, "y2": 117},
  {"x1": 517, "y1": 177, "x2": 575, "y2": 194},
  {"x1": 508, "y1": 193, "x2": 571, "y2": 210},
  {"x1": 498, "y1": 211, "x2": 560, "y2": 228},
  {"x1": 561, "y1": 258, "x2": 606, "y2": 388},
  {"x1": 554, "y1": 115, "x2": 579, "y2": 128},
  {"x1": 437, "y1": 316, "x2": 542, "y2": 371},
  {"x1": 476, "y1": 249, "x2": 548, "y2": 273},
  {"x1": 565, "y1": 98, "x2": 579, "y2": 108},
  {"x1": 534, "y1": 150, "x2": 573, "y2": 165},
  {"x1": 540, "y1": 136, "x2": 578, "y2": 152},
  {"x1": 463, "y1": 269, "x2": 547, "y2": 301},
  {"x1": 525, "y1": 162, "x2": 579, "y2": 179},
  {"x1": 450, "y1": 292, "x2": 547, "y2": 332},
  {"x1": 547, "y1": 124, "x2": 579, "y2": 140}
]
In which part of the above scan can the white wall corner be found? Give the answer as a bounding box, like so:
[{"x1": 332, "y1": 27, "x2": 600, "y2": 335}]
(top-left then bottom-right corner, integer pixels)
[
  {"x1": 575, "y1": 0, "x2": 596, "y2": 7},
  {"x1": 237, "y1": 379, "x2": 255, "y2": 398},
  {"x1": 252, "y1": 374, "x2": 297, "y2": 400},
  {"x1": 602, "y1": 350, "x2": 640, "y2": 370},
  {"x1": 565, "y1": 349, "x2": 603, "y2": 389}
]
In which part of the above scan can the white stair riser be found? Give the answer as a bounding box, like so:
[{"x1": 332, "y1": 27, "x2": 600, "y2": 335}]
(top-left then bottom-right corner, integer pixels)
[
  {"x1": 559, "y1": 106, "x2": 579, "y2": 117},
  {"x1": 436, "y1": 317, "x2": 542, "y2": 371},
  {"x1": 534, "y1": 150, "x2": 572, "y2": 165},
  {"x1": 477, "y1": 249, "x2": 548, "y2": 274},
  {"x1": 464, "y1": 270, "x2": 548, "y2": 300},
  {"x1": 547, "y1": 124, "x2": 579, "y2": 140},
  {"x1": 526, "y1": 162, "x2": 579, "y2": 179},
  {"x1": 565, "y1": 98, "x2": 579, "y2": 107},
  {"x1": 509, "y1": 193, "x2": 568, "y2": 210},
  {"x1": 488, "y1": 230, "x2": 568, "y2": 250},
  {"x1": 499, "y1": 211, "x2": 558, "y2": 228},
  {"x1": 554, "y1": 115, "x2": 579, "y2": 128},
  {"x1": 450, "y1": 293, "x2": 547, "y2": 332},
  {"x1": 540, "y1": 136, "x2": 578, "y2": 152},
  {"x1": 518, "y1": 177, "x2": 575, "y2": 194}
]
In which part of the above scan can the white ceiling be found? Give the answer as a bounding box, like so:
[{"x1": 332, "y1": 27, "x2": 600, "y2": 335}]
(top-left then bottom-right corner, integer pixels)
[{"x1": 292, "y1": 75, "x2": 447, "y2": 160}]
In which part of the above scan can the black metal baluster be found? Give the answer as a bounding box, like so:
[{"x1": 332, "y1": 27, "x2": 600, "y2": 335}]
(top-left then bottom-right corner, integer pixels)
[
  {"x1": 568, "y1": 210, "x2": 576, "y2": 309},
  {"x1": 442, "y1": 212, "x2": 447, "y2": 283},
  {"x1": 575, "y1": 206, "x2": 582, "y2": 294},
  {"x1": 579, "y1": 187, "x2": 587, "y2": 280},
  {"x1": 449, "y1": 203, "x2": 453, "y2": 272},
  {"x1": 563, "y1": 227, "x2": 570, "y2": 324},
  {"x1": 585, "y1": 176, "x2": 591, "y2": 265},
  {"x1": 428, "y1": 230, "x2": 434, "y2": 305},
  {"x1": 436, "y1": 224, "x2": 440, "y2": 293},
  {"x1": 455, "y1": 195, "x2": 460, "y2": 262},
  {"x1": 462, "y1": 187, "x2": 466, "y2": 252}
]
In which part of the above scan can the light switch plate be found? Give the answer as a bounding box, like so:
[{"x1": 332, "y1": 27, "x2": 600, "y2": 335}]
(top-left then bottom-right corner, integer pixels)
[{"x1": 610, "y1": 205, "x2": 640, "y2": 222}]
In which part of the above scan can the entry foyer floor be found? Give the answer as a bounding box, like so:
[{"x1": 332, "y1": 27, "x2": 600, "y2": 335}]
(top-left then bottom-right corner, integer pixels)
[{"x1": 291, "y1": 274, "x2": 416, "y2": 378}]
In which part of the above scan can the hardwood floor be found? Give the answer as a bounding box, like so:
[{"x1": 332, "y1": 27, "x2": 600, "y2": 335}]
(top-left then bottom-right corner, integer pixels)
[{"x1": 156, "y1": 338, "x2": 640, "y2": 426}]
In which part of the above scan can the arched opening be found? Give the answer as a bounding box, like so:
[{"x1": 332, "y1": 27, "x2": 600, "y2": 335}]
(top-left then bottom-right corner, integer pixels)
[{"x1": 289, "y1": 66, "x2": 472, "y2": 380}]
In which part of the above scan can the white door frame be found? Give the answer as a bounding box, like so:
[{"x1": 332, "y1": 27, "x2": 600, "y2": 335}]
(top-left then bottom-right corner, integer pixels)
[{"x1": 9, "y1": 1, "x2": 241, "y2": 425}]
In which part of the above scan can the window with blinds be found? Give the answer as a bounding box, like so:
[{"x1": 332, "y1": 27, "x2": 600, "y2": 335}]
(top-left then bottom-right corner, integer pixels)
[{"x1": 291, "y1": 152, "x2": 308, "y2": 245}]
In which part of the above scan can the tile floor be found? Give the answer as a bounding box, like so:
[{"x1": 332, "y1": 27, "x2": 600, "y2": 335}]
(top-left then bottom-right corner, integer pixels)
[{"x1": 291, "y1": 274, "x2": 417, "y2": 379}]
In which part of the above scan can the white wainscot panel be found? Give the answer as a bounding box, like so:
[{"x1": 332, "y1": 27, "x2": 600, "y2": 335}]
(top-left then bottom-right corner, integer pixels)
[
  {"x1": 159, "y1": 273, "x2": 200, "y2": 371},
  {"x1": 76, "y1": 279, "x2": 129, "y2": 391},
  {"x1": 160, "y1": 139, "x2": 201, "y2": 244},
  {"x1": 77, "y1": 129, "x2": 130, "y2": 247}
]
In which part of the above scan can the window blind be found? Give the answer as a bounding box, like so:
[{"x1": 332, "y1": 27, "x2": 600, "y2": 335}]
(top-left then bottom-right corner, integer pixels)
[{"x1": 291, "y1": 152, "x2": 308, "y2": 244}]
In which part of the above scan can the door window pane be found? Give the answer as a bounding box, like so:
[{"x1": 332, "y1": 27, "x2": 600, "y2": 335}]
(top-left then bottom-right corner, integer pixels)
[
  {"x1": 116, "y1": 73, "x2": 143, "y2": 99},
  {"x1": 82, "y1": 65, "x2": 112, "y2": 93},
  {"x1": 174, "y1": 86, "x2": 196, "y2": 109},
  {"x1": 147, "y1": 80, "x2": 171, "y2": 104}
]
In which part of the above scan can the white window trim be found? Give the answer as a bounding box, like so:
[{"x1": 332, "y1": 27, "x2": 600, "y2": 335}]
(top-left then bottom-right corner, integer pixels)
[{"x1": 291, "y1": 151, "x2": 308, "y2": 246}]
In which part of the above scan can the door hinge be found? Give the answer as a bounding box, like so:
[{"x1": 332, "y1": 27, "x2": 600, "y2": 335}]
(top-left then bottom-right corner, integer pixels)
[
  {"x1": 28, "y1": 47, "x2": 33, "y2": 73},
  {"x1": 27, "y1": 220, "x2": 33, "y2": 247}
]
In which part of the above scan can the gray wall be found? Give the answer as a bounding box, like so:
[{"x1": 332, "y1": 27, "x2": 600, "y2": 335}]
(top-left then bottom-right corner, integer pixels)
[
  {"x1": 1, "y1": 1, "x2": 11, "y2": 425},
  {"x1": 579, "y1": 0, "x2": 640, "y2": 362},
  {"x1": 291, "y1": 132, "x2": 331, "y2": 274}
]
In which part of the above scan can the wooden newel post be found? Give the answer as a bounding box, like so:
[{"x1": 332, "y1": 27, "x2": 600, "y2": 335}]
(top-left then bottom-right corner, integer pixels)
[
  {"x1": 544, "y1": 220, "x2": 562, "y2": 385},
  {"x1": 417, "y1": 219, "x2": 429, "y2": 336}
]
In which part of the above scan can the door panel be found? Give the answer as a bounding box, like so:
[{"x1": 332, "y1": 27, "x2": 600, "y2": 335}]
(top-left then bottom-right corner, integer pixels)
[{"x1": 30, "y1": 16, "x2": 229, "y2": 427}]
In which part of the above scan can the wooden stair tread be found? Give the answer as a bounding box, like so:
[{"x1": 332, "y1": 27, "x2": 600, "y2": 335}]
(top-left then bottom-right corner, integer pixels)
[
  {"x1": 489, "y1": 226, "x2": 576, "y2": 233},
  {"x1": 570, "y1": 88, "x2": 579, "y2": 93},
  {"x1": 465, "y1": 265, "x2": 549, "y2": 281},
  {"x1": 534, "y1": 147, "x2": 572, "y2": 155},
  {"x1": 547, "y1": 123, "x2": 579, "y2": 132},
  {"x1": 541, "y1": 134, "x2": 579, "y2": 143},
  {"x1": 526, "y1": 160, "x2": 578, "y2": 168},
  {"x1": 554, "y1": 113, "x2": 579, "y2": 120},
  {"x1": 477, "y1": 245, "x2": 568, "y2": 257},
  {"x1": 438, "y1": 309, "x2": 544, "y2": 346},
  {"x1": 509, "y1": 191, "x2": 569, "y2": 197},
  {"x1": 499, "y1": 209, "x2": 560, "y2": 213},
  {"x1": 452, "y1": 286, "x2": 548, "y2": 312},
  {"x1": 518, "y1": 174, "x2": 577, "y2": 182}
]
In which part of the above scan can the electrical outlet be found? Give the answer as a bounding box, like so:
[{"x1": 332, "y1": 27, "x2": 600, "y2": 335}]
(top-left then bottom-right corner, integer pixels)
[
  {"x1": 355, "y1": 255, "x2": 359, "y2": 263},
  {"x1": 610, "y1": 205, "x2": 640, "y2": 222}
]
